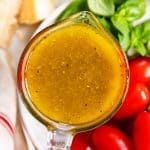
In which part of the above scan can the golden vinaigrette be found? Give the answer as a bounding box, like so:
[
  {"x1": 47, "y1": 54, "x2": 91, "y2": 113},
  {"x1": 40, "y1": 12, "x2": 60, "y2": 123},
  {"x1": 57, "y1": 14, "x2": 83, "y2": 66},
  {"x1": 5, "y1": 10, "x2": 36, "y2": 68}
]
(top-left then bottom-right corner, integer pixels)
[{"x1": 25, "y1": 23, "x2": 127, "y2": 125}]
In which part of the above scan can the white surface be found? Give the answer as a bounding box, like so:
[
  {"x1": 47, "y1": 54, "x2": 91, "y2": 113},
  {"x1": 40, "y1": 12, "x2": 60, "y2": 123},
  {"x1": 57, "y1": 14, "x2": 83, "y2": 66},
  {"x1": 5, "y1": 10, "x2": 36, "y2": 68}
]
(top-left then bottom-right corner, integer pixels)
[
  {"x1": 0, "y1": 49, "x2": 16, "y2": 150},
  {"x1": 0, "y1": 124, "x2": 14, "y2": 150},
  {"x1": 0, "y1": 49, "x2": 17, "y2": 126}
]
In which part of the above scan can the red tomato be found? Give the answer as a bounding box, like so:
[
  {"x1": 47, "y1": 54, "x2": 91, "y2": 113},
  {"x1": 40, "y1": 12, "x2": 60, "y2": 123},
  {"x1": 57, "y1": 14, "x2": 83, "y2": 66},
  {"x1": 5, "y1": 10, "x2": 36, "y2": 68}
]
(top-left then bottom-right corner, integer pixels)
[
  {"x1": 130, "y1": 57, "x2": 150, "y2": 85},
  {"x1": 106, "y1": 119, "x2": 123, "y2": 128},
  {"x1": 121, "y1": 118, "x2": 135, "y2": 138},
  {"x1": 114, "y1": 83, "x2": 150, "y2": 119},
  {"x1": 92, "y1": 125, "x2": 133, "y2": 150},
  {"x1": 71, "y1": 131, "x2": 93, "y2": 150},
  {"x1": 133, "y1": 111, "x2": 150, "y2": 150}
]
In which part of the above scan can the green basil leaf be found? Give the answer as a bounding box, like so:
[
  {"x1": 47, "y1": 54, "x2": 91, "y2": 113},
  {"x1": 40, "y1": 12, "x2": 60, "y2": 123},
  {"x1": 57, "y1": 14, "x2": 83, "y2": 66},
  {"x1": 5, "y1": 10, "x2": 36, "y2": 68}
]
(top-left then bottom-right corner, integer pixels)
[
  {"x1": 134, "y1": 20, "x2": 150, "y2": 43},
  {"x1": 147, "y1": 41, "x2": 150, "y2": 51},
  {"x1": 131, "y1": 38, "x2": 147, "y2": 56},
  {"x1": 131, "y1": 20, "x2": 150, "y2": 56},
  {"x1": 117, "y1": 0, "x2": 146, "y2": 22},
  {"x1": 57, "y1": 0, "x2": 88, "y2": 21},
  {"x1": 118, "y1": 33, "x2": 130, "y2": 52},
  {"x1": 97, "y1": 17, "x2": 112, "y2": 31},
  {"x1": 113, "y1": 0, "x2": 127, "y2": 4},
  {"x1": 87, "y1": 0, "x2": 115, "y2": 16},
  {"x1": 111, "y1": 14, "x2": 130, "y2": 51}
]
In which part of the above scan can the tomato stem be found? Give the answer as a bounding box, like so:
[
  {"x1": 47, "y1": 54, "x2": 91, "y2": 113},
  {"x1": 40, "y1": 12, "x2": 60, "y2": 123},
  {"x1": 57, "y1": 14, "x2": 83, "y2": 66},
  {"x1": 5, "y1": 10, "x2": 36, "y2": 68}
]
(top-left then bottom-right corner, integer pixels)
[{"x1": 146, "y1": 104, "x2": 150, "y2": 112}]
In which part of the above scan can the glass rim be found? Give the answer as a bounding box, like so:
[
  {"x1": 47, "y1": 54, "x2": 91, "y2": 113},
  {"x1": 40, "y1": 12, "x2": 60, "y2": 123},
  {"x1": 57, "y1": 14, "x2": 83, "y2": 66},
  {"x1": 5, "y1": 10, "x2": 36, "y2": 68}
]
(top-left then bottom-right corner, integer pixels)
[{"x1": 17, "y1": 11, "x2": 129, "y2": 133}]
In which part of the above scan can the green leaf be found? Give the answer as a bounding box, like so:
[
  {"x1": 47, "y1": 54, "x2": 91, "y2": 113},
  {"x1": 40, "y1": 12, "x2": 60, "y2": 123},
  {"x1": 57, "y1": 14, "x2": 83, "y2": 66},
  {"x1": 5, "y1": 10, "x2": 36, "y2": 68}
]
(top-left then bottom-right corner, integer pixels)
[
  {"x1": 131, "y1": 20, "x2": 150, "y2": 56},
  {"x1": 110, "y1": 0, "x2": 146, "y2": 53},
  {"x1": 111, "y1": 14, "x2": 130, "y2": 51},
  {"x1": 134, "y1": 20, "x2": 150, "y2": 44},
  {"x1": 97, "y1": 17, "x2": 112, "y2": 31},
  {"x1": 113, "y1": 0, "x2": 127, "y2": 5},
  {"x1": 147, "y1": 41, "x2": 150, "y2": 51},
  {"x1": 118, "y1": 33, "x2": 130, "y2": 52},
  {"x1": 87, "y1": 0, "x2": 115, "y2": 16},
  {"x1": 117, "y1": 0, "x2": 146, "y2": 22},
  {"x1": 57, "y1": 0, "x2": 88, "y2": 21},
  {"x1": 135, "y1": 42, "x2": 147, "y2": 56}
]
